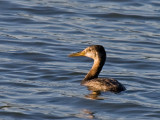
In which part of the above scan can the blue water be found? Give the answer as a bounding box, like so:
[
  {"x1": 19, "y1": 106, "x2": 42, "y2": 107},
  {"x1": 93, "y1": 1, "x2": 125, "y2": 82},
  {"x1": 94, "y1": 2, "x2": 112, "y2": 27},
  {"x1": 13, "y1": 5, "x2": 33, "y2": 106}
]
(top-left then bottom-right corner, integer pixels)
[{"x1": 0, "y1": 0, "x2": 160, "y2": 119}]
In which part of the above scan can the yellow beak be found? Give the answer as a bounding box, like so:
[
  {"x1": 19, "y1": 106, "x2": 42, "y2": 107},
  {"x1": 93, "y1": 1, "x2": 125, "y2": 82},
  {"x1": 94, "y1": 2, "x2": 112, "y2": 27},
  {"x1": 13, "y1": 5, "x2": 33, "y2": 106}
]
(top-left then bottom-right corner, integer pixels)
[{"x1": 68, "y1": 51, "x2": 85, "y2": 57}]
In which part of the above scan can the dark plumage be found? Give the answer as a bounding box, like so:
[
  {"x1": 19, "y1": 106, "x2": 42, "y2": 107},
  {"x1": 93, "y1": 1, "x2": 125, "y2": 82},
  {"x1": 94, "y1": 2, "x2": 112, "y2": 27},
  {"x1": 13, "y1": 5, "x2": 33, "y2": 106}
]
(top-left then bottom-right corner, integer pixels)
[
  {"x1": 83, "y1": 78, "x2": 125, "y2": 93},
  {"x1": 69, "y1": 45, "x2": 125, "y2": 94}
]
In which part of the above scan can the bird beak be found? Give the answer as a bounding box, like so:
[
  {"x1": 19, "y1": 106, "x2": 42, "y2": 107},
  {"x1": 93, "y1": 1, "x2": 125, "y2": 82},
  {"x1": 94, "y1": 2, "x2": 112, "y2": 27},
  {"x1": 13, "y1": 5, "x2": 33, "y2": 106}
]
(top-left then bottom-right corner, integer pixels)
[{"x1": 68, "y1": 51, "x2": 85, "y2": 57}]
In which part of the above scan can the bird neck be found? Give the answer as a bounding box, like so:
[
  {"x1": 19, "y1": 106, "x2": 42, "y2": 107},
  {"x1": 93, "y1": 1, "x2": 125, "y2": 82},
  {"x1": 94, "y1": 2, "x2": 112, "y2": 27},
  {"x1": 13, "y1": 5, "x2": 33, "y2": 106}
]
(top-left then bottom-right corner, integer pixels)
[{"x1": 81, "y1": 57, "x2": 105, "y2": 84}]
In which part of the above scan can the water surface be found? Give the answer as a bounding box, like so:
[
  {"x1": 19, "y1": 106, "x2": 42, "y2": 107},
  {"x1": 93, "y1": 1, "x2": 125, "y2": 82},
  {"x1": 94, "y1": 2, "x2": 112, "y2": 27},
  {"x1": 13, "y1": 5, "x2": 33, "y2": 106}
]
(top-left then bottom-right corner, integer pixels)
[{"x1": 0, "y1": 0, "x2": 160, "y2": 119}]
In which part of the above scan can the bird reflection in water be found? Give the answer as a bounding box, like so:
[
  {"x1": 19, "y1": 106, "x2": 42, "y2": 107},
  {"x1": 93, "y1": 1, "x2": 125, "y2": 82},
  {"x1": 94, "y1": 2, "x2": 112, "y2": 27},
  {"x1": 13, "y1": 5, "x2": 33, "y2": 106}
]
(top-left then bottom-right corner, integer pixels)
[{"x1": 74, "y1": 109, "x2": 95, "y2": 119}]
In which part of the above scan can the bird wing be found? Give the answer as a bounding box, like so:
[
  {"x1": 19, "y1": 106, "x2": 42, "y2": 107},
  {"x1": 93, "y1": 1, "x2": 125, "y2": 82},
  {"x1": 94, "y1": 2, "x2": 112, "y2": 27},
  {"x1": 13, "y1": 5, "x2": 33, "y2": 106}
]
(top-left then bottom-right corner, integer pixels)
[{"x1": 83, "y1": 78, "x2": 125, "y2": 93}]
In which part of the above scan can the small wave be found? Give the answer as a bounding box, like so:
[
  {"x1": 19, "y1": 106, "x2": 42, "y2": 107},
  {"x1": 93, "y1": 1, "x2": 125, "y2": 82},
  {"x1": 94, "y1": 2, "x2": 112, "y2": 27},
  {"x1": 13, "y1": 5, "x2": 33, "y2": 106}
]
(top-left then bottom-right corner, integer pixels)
[{"x1": 87, "y1": 13, "x2": 160, "y2": 21}]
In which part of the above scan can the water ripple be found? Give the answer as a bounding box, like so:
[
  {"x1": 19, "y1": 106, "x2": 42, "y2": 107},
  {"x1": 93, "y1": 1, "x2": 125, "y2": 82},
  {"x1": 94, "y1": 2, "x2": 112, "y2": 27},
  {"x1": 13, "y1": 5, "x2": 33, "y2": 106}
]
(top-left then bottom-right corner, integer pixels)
[
  {"x1": 0, "y1": 0, "x2": 160, "y2": 120},
  {"x1": 87, "y1": 13, "x2": 160, "y2": 21}
]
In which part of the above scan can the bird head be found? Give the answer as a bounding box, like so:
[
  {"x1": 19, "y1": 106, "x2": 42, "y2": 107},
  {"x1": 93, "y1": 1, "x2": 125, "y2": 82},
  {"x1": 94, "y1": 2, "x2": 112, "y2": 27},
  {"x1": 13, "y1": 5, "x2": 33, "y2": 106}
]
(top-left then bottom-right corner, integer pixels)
[{"x1": 69, "y1": 45, "x2": 106, "y2": 60}]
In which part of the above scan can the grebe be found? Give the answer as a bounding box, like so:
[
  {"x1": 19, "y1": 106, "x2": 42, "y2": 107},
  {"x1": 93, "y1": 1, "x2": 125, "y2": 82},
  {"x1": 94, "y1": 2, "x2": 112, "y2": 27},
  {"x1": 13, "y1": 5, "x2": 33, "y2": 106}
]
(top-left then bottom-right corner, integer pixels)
[{"x1": 69, "y1": 45, "x2": 125, "y2": 95}]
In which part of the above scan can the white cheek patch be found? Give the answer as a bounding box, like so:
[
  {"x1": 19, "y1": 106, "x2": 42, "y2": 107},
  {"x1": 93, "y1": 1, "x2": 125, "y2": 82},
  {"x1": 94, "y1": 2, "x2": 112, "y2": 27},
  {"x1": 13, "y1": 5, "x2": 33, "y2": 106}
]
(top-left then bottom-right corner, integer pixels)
[
  {"x1": 85, "y1": 52, "x2": 93, "y2": 58},
  {"x1": 85, "y1": 52, "x2": 98, "y2": 59}
]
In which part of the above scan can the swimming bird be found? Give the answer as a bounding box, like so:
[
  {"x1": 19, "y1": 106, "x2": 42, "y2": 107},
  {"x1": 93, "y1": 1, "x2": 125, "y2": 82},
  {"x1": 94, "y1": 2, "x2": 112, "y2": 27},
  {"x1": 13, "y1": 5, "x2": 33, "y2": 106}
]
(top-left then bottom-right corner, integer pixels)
[{"x1": 69, "y1": 45, "x2": 125, "y2": 95}]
